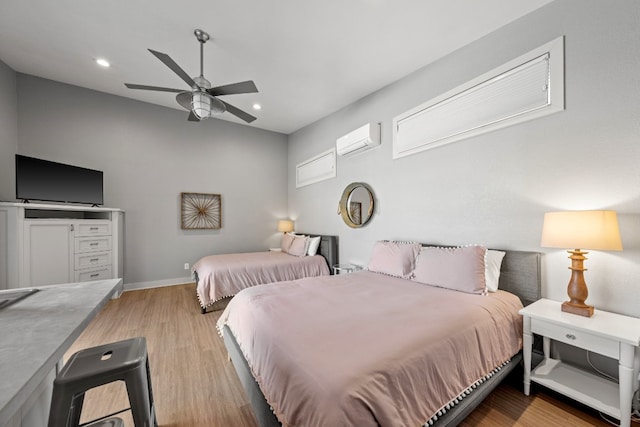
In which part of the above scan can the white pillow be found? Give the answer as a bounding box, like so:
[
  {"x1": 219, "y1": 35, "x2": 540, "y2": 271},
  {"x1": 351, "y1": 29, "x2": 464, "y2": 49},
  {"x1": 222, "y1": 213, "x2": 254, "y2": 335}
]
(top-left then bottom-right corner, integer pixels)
[
  {"x1": 485, "y1": 250, "x2": 506, "y2": 292},
  {"x1": 307, "y1": 236, "x2": 321, "y2": 256}
]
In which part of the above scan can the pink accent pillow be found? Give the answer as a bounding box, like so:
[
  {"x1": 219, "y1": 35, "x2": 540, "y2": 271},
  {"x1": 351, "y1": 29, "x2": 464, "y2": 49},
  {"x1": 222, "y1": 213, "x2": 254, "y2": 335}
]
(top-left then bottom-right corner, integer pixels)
[
  {"x1": 288, "y1": 235, "x2": 309, "y2": 257},
  {"x1": 412, "y1": 246, "x2": 487, "y2": 294},
  {"x1": 281, "y1": 233, "x2": 295, "y2": 252},
  {"x1": 367, "y1": 241, "x2": 421, "y2": 278}
]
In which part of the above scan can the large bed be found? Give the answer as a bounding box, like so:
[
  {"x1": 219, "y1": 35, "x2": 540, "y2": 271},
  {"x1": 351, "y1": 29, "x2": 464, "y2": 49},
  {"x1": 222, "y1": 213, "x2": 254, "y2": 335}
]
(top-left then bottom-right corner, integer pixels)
[
  {"x1": 193, "y1": 234, "x2": 338, "y2": 313},
  {"x1": 217, "y1": 244, "x2": 541, "y2": 426}
]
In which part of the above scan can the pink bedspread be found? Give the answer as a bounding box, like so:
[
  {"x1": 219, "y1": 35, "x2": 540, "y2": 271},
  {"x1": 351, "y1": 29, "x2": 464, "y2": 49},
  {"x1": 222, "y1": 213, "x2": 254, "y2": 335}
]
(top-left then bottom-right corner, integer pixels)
[
  {"x1": 217, "y1": 271, "x2": 523, "y2": 427},
  {"x1": 193, "y1": 251, "x2": 329, "y2": 308}
]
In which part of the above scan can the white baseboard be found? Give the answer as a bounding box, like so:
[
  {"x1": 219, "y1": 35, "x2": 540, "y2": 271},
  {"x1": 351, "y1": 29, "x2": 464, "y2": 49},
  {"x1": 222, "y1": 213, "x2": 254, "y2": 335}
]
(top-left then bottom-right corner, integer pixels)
[{"x1": 123, "y1": 276, "x2": 194, "y2": 292}]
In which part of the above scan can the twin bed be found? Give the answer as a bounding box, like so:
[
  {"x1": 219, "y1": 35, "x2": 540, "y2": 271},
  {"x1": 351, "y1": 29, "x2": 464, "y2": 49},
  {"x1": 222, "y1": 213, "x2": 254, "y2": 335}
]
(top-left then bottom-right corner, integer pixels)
[
  {"x1": 193, "y1": 234, "x2": 338, "y2": 313},
  {"x1": 215, "y1": 243, "x2": 541, "y2": 427}
]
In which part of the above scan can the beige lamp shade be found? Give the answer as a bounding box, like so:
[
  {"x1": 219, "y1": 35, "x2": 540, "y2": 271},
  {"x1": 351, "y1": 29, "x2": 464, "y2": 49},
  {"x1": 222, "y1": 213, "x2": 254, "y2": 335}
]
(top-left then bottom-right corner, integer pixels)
[
  {"x1": 277, "y1": 220, "x2": 294, "y2": 233},
  {"x1": 541, "y1": 210, "x2": 622, "y2": 251}
]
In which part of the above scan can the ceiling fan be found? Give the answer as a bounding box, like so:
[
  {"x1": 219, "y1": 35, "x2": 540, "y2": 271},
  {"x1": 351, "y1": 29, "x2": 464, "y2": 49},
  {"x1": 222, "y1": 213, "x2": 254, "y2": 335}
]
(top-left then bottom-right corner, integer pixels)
[{"x1": 125, "y1": 29, "x2": 258, "y2": 123}]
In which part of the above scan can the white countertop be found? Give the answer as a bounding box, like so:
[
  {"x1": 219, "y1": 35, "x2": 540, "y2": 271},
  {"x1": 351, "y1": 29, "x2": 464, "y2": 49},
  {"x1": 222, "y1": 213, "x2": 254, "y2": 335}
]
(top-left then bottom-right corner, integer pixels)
[{"x1": 0, "y1": 279, "x2": 122, "y2": 425}]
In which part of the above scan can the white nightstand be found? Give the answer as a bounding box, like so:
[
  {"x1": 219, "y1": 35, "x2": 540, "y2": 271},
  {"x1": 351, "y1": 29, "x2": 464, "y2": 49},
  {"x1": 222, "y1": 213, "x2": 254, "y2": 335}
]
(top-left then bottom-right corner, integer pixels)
[
  {"x1": 520, "y1": 299, "x2": 640, "y2": 427},
  {"x1": 332, "y1": 264, "x2": 360, "y2": 275},
  {"x1": 269, "y1": 248, "x2": 282, "y2": 252}
]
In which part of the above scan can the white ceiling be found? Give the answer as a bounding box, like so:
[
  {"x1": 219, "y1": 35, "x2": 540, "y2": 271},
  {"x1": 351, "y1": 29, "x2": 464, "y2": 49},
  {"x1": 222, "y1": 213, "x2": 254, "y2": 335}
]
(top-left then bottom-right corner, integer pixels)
[{"x1": 0, "y1": 0, "x2": 554, "y2": 134}]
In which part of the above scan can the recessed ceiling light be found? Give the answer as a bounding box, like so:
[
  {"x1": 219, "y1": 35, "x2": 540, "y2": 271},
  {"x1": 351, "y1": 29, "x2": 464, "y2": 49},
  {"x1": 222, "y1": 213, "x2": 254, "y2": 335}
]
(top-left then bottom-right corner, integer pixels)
[
  {"x1": 252, "y1": 103, "x2": 261, "y2": 110},
  {"x1": 95, "y1": 58, "x2": 110, "y2": 67}
]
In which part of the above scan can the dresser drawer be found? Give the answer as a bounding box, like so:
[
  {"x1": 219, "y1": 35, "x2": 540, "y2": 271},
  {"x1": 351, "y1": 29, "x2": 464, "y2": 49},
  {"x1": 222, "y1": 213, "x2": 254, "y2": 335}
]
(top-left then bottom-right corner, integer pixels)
[
  {"x1": 531, "y1": 318, "x2": 619, "y2": 359},
  {"x1": 74, "y1": 265, "x2": 112, "y2": 282},
  {"x1": 75, "y1": 236, "x2": 111, "y2": 253},
  {"x1": 75, "y1": 251, "x2": 111, "y2": 270},
  {"x1": 75, "y1": 222, "x2": 111, "y2": 237}
]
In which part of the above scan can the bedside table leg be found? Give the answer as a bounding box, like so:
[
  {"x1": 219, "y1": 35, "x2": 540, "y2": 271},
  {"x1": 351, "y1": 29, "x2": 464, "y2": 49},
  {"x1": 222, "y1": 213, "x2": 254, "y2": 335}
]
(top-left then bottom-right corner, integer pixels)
[
  {"x1": 543, "y1": 336, "x2": 550, "y2": 359},
  {"x1": 619, "y1": 344, "x2": 634, "y2": 427},
  {"x1": 523, "y1": 316, "x2": 532, "y2": 396}
]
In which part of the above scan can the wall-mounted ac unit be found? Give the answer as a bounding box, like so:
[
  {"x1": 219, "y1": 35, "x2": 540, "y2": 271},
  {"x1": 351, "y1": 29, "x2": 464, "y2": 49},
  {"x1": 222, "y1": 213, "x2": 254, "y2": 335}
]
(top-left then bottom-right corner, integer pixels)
[{"x1": 336, "y1": 123, "x2": 380, "y2": 156}]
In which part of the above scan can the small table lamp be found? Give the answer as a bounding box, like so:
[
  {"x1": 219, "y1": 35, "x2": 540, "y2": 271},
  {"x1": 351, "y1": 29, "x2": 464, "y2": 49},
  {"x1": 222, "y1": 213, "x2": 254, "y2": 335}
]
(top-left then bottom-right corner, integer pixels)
[
  {"x1": 541, "y1": 210, "x2": 622, "y2": 317},
  {"x1": 277, "y1": 220, "x2": 294, "y2": 234}
]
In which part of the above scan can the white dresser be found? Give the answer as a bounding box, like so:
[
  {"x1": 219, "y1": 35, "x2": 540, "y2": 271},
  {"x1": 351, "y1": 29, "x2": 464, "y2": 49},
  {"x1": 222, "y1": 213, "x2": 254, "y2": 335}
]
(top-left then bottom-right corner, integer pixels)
[{"x1": 0, "y1": 202, "x2": 124, "y2": 291}]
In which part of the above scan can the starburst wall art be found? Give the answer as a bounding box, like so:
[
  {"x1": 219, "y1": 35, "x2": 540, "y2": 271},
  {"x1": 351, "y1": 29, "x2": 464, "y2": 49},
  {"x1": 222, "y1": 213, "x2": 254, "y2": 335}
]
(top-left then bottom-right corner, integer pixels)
[{"x1": 180, "y1": 192, "x2": 221, "y2": 229}]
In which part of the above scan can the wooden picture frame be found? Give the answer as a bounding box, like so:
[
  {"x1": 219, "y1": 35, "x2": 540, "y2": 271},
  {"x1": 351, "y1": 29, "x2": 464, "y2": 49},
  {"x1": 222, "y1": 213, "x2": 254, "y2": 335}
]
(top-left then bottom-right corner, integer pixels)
[{"x1": 181, "y1": 192, "x2": 221, "y2": 229}]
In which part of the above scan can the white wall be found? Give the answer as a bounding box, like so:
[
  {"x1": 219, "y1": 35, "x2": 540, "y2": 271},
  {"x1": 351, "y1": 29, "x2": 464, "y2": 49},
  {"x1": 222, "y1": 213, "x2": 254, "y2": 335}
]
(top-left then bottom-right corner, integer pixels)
[
  {"x1": 15, "y1": 75, "x2": 289, "y2": 288},
  {"x1": 288, "y1": 0, "x2": 640, "y2": 317},
  {"x1": 0, "y1": 59, "x2": 18, "y2": 201}
]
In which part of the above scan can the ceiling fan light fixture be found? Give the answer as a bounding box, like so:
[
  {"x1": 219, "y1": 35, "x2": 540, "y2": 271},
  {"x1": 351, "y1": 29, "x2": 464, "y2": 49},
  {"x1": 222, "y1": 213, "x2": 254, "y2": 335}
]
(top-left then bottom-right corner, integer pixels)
[
  {"x1": 192, "y1": 91, "x2": 225, "y2": 119},
  {"x1": 192, "y1": 91, "x2": 211, "y2": 119}
]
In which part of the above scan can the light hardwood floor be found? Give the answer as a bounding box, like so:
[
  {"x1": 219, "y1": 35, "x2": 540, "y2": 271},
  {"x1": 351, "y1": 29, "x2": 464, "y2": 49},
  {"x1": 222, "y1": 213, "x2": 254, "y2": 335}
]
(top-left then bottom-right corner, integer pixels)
[{"x1": 67, "y1": 283, "x2": 636, "y2": 427}]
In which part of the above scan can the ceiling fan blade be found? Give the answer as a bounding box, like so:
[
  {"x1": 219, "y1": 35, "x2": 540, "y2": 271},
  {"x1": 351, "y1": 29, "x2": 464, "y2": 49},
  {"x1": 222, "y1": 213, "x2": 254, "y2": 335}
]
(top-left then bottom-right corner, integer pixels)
[
  {"x1": 125, "y1": 83, "x2": 184, "y2": 93},
  {"x1": 188, "y1": 111, "x2": 200, "y2": 122},
  {"x1": 220, "y1": 100, "x2": 257, "y2": 123},
  {"x1": 207, "y1": 80, "x2": 258, "y2": 96},
  {"x1": 148, "y1": 49, "x2": 197, "y2": 89}
]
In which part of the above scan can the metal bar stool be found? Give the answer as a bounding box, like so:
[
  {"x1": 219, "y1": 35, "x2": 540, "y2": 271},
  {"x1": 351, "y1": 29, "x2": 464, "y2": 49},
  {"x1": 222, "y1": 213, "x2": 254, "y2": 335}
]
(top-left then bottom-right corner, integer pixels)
[{"x1": 48, "y1": 337, "x2": 157, "y2": 427}]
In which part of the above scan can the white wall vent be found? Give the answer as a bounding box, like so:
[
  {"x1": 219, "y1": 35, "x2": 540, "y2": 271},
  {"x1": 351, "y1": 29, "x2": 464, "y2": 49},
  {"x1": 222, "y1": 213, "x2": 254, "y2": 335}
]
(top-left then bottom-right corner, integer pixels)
[{"x1": 336, "y1": 123, "x2": 380, "y2": 156}]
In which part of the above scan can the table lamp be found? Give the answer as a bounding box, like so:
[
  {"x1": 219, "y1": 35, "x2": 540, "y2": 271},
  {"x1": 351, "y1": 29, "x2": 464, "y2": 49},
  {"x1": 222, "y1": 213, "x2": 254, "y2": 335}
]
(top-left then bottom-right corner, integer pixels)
[
  {"x1": 540, "y1": 210, "x2": 622, "y2": 317},
  {"x1": 277, "y1": 220, "x2": 294, "y2": 234}
]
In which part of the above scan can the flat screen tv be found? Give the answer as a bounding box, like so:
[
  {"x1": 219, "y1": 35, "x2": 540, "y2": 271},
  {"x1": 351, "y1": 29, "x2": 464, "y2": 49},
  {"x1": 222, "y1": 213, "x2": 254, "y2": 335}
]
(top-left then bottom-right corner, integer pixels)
[{"x1": 15, "y1": 155, "x2": 104, "y2": 206}]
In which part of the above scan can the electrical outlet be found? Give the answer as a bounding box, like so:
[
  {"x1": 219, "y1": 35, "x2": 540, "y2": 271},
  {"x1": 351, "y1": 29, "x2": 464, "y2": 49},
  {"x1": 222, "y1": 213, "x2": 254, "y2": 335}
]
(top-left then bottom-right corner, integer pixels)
[{"x1": 184, "y1": 263, "x2": 190, "y2": 270}]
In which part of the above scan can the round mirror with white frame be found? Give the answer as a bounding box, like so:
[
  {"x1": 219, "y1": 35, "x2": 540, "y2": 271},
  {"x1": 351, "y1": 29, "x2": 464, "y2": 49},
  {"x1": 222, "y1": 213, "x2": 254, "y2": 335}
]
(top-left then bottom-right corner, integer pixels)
[{"x1": 338, "y1": 182, "x2": 375, "y2": 228}]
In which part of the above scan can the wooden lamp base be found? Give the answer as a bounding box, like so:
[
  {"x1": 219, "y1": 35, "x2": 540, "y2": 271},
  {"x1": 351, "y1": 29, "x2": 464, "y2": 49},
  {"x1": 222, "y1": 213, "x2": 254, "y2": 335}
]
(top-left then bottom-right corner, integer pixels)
[
  {"x1": 561, "y1": 301, "x2": 594, "y2": 317},
  {"x1": 562, "y1": 249, "x2": 594, "y2": 318}
]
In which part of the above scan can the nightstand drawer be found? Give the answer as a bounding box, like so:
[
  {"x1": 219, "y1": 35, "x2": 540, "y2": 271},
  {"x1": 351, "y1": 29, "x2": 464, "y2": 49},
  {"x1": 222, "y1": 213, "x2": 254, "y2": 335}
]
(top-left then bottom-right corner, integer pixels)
[{"x1": 531, "y1": 318, "x2": 619, "y2": 359}]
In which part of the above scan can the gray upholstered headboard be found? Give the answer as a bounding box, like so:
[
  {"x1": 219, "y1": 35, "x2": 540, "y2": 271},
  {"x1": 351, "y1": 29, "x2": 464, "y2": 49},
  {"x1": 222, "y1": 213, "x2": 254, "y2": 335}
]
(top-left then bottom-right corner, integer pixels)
[
  {"x1": 301, "y1": 234, "x2": 339, "y2": 274},
  {"x1": 496, "y1": 249, "x2": 542, "y2": 306},
  {"x1": 421, "y1": 245, "x2": 541, "y2": 306}
]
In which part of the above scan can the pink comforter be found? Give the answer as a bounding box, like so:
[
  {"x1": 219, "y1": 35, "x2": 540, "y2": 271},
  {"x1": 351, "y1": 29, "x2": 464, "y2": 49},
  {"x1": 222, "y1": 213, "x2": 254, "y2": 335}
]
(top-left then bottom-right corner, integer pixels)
[
  {"x1": 217, "y1": 271, "x2": 523, "y2": 427},
  {"x1": 194, "y1": 251, "x2": 329, "y2": 308}
]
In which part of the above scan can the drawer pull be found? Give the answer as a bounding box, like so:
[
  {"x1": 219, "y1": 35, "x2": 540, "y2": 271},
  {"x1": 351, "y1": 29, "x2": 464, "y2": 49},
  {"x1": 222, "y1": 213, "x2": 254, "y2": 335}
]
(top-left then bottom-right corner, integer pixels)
[
  {"x1": 90, "y1": 273, "x2": 100, "y2": 278},
  {"x1": 90, "y1": 243, "x2": 99, "y2": 246},
  {"x1": 90, "y1": 227, "x2": 99, "y2": 231},
  {"x1": 566, "y1": 333, "x2": 577, "y2": 340},
  {"x1": 90, "y1": 258, "x2": 99, "y2": 262}
]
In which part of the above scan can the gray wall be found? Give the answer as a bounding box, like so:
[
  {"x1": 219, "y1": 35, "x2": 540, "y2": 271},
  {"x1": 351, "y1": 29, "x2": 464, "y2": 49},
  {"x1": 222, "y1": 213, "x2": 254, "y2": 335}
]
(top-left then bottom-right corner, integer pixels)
[
  {"x1": 0, "y1": 59, "x2": 18, "y2": 200},
  {"x1": 288, "y1": 0, "x2": 640, "y2": 317},
  {"x1": 15, "y1": 75, "x2": 288, "y2": 288}
]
